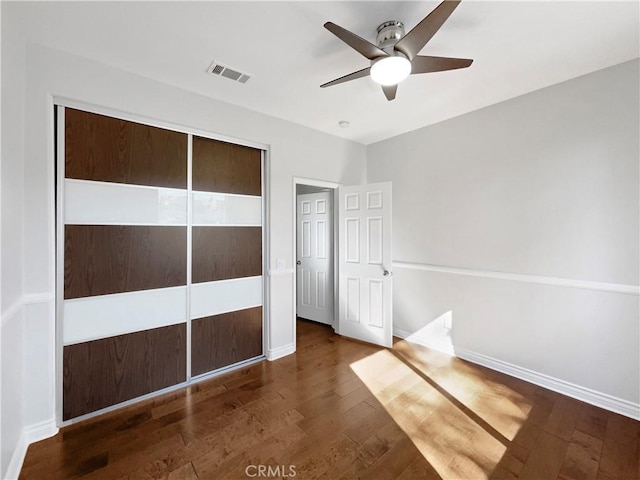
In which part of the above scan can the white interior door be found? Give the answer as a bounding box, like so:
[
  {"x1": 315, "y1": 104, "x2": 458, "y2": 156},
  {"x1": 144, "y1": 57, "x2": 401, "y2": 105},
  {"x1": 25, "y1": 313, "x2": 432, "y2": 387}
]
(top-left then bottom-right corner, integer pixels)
[
  {"x1": 338, "y1": 182, "x2": 392, "y2": 347},
  {"x1": 296, "y1": 191, "x2": 333, "y2": 325}
]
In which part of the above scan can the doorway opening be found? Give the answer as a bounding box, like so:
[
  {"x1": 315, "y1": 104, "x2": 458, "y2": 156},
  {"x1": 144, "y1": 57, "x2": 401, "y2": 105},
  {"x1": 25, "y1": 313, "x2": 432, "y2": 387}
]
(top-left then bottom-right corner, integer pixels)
[
  {"x1": 292, "y1": 178, "x2": 393, "y2": 350},
  {"x1": 293, "y1": 179, "x2": 339, "y2": 331}
]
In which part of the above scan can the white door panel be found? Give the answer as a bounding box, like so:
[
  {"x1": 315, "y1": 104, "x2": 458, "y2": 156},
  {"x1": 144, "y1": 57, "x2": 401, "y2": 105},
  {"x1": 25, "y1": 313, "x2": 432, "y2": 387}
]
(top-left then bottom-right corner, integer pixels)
[
  {"x1": 297, "y1": 192, "x2": 333, "y2": 324},
  {"x1": 338, "y1": 182, "x2": 392, "y2": 347}
]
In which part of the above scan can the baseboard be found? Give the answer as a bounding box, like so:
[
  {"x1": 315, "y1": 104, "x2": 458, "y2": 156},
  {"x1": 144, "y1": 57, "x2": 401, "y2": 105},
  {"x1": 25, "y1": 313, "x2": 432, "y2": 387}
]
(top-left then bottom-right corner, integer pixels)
[
  {"x1": 4, "y1": 431, "x2": 27, "y2": 480},
  {"x1": 266, "y1": 343, "x2": 295, "y2": 361},
  {"x1": 393, "y1": 327, "x2": 454, "y2": 356},
  {"x1": 394, "y1": 327, "x2": 639, "y2": 420},
  {"x1": 4, "y1": 419, "x2": 58, "y2": 480},
  {"x1": 24, "y1": 418, "x2": 58, "y2": 444},
  {"x1": 455, "y1": 347, "x2": 640, "y2": 421}
]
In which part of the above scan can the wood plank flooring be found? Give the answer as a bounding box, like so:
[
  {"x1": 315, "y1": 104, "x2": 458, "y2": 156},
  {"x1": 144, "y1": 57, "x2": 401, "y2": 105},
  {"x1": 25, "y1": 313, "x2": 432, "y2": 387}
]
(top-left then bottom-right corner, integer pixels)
[{"x1": 21, "y1": 319, "x2": 640, "y2": 479}]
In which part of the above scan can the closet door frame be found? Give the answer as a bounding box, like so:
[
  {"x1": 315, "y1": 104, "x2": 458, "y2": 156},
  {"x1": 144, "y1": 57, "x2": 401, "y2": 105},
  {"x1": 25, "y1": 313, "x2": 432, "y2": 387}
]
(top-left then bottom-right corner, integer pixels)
[{"x1": 54, "y1": 98, "x2": 270, "y2": 426}]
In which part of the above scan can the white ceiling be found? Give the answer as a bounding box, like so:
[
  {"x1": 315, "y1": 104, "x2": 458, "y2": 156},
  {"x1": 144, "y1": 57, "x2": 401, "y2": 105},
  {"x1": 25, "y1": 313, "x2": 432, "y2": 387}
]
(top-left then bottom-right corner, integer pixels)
[{"x1": 8, "y1": 1, "x2": 639, "y2": 144}]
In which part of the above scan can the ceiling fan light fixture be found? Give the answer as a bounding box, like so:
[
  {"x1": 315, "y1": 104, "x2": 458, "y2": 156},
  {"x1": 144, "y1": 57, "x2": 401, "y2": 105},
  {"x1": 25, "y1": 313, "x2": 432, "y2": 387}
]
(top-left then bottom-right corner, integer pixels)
[
  {"x1": 322, "y1": 0, "x2": 472, "y2": 100},
  {"x1": 370, "y1": 55, "x2": 411, "y2": 86}
]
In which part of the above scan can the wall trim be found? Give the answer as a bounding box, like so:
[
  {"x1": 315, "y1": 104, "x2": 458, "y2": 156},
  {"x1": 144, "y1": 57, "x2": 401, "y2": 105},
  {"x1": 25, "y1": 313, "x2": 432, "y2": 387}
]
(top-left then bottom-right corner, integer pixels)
[
  {"x1": 23, "y1": 292, "x2": 55, "y2": 305},
  {"x1": 392, "y1": 261, "x2": 640, "y2": 296},
  {"x1": 266, "y1": 343, "x2": 295, "y2": 361},
  {"x1": 4, "y1": 419, "x2": 58, "y2": 480},
  {"x1": 1, "y1": 298, "x2": 23, "y2": 327},
  {"x1": 454, "y1": 347, "x2": 640, "y2": 421}
]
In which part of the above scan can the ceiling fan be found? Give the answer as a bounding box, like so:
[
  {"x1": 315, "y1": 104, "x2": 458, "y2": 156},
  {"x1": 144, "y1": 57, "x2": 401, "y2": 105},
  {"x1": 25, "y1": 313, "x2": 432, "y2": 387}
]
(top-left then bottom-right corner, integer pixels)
[{"x1": 321, "y1": 0, "x2": 473, "y2": 101}]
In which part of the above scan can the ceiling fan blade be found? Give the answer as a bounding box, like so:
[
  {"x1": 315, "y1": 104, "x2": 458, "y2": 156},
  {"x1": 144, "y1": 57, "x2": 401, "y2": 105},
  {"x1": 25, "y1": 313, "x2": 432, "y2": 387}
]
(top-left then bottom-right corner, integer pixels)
[
  {"x1": 320, "y1": 67, "x2": 371, "y2": 88},
  {"x1": 324, "y1": 22, "x2": 388, "y2": 60},
  {"x1": 394, "y1": 0, "x2": 462, "y2": 60},
  {"x1": 382, "y1": 84, "x2": 397, "y2": 101},
  {"x1": 411, "y1": 55, "x2": 473, "y2": 74}
]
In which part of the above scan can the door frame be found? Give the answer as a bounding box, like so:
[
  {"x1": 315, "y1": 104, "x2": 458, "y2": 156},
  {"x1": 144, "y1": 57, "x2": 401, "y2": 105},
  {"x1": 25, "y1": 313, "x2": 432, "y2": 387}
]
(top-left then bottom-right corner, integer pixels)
[
  {"x1": 53, "y1": 97, "x2": 272, "y2": 426},
  {"x1": 292, "y1": 177, "x2": 340, "y2": 345}
]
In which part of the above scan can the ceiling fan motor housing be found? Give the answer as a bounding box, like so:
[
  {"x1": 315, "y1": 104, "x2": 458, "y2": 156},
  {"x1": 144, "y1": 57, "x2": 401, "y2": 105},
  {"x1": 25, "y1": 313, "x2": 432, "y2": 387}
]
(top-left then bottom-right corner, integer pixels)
[{"x1": 376, "y1": 21, "x2": 405, "y2": 52}]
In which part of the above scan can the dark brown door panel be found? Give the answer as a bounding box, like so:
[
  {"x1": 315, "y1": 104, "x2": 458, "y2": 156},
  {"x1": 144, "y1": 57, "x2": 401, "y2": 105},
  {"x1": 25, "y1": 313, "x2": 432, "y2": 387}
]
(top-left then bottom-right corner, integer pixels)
[
  {"x1": 63, "y1": 324, "x2": 186, "y2": 420},
  {"x1": 65, "y1": 108, "x2": 187, "y2": 189},
  {"x1": 64, "y1": 225, "x2": 187, "y2": 299},
  {"x1": 192, "y1": 136, "x2": 261, "y2": 195},
  {"x1": 192, "y1": 226, "x2": 262, "y2": 283},
  {"x1": 191, "y1": 307, "x2": 262, "y2": 375}
]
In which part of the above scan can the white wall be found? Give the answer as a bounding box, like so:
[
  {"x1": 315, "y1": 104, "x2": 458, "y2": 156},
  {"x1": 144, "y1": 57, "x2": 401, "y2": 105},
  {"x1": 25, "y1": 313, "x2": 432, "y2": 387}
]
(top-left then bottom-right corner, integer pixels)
[
  {"x1": 368, "y1": 60, "x2": 640, "y2": 415},
  {"x1": 1, "y1": 5, "x2": 366, "y2": 477},
  {"x1": 1, "y1": 8, "x2": 27, "y2": 478}
]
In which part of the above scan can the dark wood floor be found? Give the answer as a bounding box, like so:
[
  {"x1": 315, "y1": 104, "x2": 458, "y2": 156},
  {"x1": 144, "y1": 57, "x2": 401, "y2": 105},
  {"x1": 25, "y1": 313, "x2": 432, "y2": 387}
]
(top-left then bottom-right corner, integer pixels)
[{"x1": 21, "y1": 319, "x2": 639, "y2": 479}]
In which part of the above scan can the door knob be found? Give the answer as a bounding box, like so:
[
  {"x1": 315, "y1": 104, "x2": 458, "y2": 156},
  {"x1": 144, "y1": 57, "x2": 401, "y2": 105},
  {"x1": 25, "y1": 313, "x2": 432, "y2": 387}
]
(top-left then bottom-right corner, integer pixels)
[
  {"x1": 296, "y1": 260, "x2": 301, "y2": 265},
  {"x1": 383, "y1": 269, "x2": 390, "y2": 276}
]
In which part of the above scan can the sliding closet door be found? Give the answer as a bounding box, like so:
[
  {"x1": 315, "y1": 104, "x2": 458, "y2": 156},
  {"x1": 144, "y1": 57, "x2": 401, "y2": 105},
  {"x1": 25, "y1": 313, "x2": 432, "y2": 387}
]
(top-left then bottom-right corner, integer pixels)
[
  {"x1": 59, "y1": 107, "x2": 265, "y2": 421},
  {"x1": 61, "y1": 108, "x2": 188, "y2": 420},
  {"x1": 190, "y1": 137, "x2": 263, "y2": 376}
]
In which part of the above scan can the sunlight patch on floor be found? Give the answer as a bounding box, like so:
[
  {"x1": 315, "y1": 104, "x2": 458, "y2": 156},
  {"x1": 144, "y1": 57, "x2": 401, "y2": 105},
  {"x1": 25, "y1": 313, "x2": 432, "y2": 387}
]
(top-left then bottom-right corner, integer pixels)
[
  {"x1": 350, "y1": 347, "x2": 533, "y2": 479},
  {"x1": 394, "y1": 339, "x2": 534, "y2": 441}
]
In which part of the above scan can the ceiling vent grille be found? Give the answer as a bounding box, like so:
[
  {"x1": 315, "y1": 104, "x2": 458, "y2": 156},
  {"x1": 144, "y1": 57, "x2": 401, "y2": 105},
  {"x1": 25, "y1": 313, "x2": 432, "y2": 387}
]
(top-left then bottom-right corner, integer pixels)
[{"x1": 207, "y1": 61, "x2": 251, "y2": 84}]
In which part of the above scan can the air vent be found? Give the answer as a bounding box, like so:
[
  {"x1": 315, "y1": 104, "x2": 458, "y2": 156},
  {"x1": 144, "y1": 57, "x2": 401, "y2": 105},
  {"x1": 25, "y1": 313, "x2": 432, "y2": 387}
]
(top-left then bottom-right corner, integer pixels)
[{"x1": 207, "y1": 61, "x2": 251, "y2": 84}]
